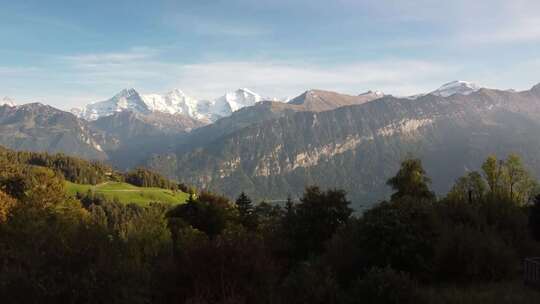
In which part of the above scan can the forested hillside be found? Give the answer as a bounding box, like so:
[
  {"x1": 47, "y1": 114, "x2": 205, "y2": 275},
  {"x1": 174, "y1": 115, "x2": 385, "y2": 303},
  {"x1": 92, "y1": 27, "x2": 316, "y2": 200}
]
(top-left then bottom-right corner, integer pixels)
[
  {"x1": 0, "y1": 146, "x2": 189, "y2": 206},
  {"x1": 2, "y1": 146, "x2": 540, "y2": 303},
  {"x1": 0, "y1": 145, "x2": 114, "y2": 184}
]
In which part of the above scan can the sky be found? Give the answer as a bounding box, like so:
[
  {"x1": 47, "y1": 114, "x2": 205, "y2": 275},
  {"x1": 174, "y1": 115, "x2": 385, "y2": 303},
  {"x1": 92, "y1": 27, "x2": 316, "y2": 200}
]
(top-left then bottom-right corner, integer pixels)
[{"x1": 1, "y1": 0, "x2": 540, "y2": 109}]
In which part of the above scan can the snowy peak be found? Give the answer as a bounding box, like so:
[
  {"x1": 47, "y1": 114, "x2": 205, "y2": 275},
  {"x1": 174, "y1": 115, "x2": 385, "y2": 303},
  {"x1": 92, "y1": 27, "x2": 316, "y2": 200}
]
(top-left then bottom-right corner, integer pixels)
[
  {"x1": 220, "y1": 88, "x2": 262, "y2": 112},
  {"x1": 112, "y1": 88, "x2": 148, "y2": 111},
  {"x1": 73, "y1": 87, "x2": 268, "y2": 122},
  {"x1": 210, "y1": 88, "x2": 263, "y2": 117},
  {"x1": 116, "y1": 88, "x2": 139, "y2": 98},
  {"x1": 1, "y1": 97, "x2": 16, "y2": 107},
  {"x1": 141, "y1": 89, "x2": 200, "y2": 118},
  {"x1": 430, "y1": 81, "x2": 481, "y2": 97},
  {"x1": 75, "y1": 88, "x2": 150, "y2": 121}
]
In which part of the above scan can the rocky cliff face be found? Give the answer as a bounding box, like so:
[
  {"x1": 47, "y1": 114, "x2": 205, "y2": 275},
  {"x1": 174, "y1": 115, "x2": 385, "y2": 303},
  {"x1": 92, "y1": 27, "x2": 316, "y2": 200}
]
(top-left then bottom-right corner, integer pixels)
[{"x1": 147, "y1": 85, "x2": 540, "y2": 208}]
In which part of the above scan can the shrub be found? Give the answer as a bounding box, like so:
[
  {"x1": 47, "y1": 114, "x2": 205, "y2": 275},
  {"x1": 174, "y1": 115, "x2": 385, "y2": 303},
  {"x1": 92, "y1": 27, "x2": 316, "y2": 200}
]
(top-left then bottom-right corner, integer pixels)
[
  {"x1": 281, "y1": 261, "x2": 340, "y2": 304},
  {"x1": 434, "y1": 225, "x2": 516, "y2": 282},
  {"x1": 344, "y1": 267, "x2": 425, "y2": 304},
  {"x1": 357, "y1": 198, "x2": 438, "y2": 277}
]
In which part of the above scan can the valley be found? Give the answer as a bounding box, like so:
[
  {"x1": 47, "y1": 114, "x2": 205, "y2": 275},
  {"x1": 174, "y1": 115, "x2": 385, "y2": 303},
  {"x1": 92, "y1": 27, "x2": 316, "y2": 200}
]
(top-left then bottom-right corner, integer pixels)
[{"x1": 3, "y1": 81, "x2": 540, "y2": 208}]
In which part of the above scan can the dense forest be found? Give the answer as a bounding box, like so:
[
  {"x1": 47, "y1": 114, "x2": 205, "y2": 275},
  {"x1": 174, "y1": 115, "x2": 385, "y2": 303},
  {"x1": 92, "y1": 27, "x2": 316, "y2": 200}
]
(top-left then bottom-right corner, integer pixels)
[{"x1": 2, "y1": 147, "x2": 540, "y2": 303}]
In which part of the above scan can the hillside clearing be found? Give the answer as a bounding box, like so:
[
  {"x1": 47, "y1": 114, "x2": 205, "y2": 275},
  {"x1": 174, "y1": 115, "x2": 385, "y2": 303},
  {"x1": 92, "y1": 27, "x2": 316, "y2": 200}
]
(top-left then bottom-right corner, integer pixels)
[{"x1": 65, "y1": 181, "x2": 188, "y2": 206}]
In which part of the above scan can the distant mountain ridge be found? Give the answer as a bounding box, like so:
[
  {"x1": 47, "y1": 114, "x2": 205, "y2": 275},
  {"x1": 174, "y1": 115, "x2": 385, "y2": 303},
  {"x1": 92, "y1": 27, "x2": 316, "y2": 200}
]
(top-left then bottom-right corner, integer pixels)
[
  {"x1": 145, "y1": 82, "x2": 540, "y2": 207},
  {"x1": 0, "y1": 102, "x2": 108, "y2": 160},
  {"x1": 430, "y1": 80, "x2": 482, "y2": 97},
  {"x1": 0, "y1": 101, "x2": 204, "y2": 167},
  {"x1": 4, "y1": 80, "x2": 540, "y2": 208},
  {"x1": 72, "y1": 88, "x2": 274, "y2": 122}
]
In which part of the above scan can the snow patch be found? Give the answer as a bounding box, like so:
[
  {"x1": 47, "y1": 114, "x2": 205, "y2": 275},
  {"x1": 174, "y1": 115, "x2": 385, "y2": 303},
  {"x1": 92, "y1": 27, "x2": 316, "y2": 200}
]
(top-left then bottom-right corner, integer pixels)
[
  {"x1": 1, "y1": 97, "x2": 16, "y2": 107},
  {"x1": 430, "y1": 81, "x2": 481, "y2": 97}
]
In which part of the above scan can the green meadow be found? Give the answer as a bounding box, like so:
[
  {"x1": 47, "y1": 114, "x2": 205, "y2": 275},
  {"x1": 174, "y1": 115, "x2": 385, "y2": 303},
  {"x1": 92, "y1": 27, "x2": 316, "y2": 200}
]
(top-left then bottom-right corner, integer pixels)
[{"x1": 66, "y1": 181, "x2": 188, "y2": 206}]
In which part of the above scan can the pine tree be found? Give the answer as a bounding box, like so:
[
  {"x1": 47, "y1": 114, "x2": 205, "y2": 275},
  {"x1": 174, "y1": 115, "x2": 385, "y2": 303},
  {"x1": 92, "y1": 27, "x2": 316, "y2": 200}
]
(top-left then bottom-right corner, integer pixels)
[{"x1": 235, "y1": 192, "x2": 257, "y2": 230}]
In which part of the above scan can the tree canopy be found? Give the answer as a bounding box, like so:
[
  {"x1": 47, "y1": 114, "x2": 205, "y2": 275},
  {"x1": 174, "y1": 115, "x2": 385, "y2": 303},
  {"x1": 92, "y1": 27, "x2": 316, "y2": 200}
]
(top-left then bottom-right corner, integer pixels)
[{"x1": 387, "y1": 158, "x2": 435, "y2": 201}]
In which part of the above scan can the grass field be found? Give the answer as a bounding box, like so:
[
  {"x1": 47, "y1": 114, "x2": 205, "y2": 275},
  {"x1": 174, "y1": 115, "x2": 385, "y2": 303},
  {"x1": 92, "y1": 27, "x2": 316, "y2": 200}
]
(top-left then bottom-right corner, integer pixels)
[{"x1": 66, "y1": 181, "x2": 189, "y2": 206}]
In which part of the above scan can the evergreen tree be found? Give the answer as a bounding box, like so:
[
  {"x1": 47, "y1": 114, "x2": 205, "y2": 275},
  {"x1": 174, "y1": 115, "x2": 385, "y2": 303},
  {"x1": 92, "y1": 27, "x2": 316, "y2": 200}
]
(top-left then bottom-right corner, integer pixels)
[
  {"x1": 236, "y1": 192, "x2": 253, "y2": 218},
  {"x1": 235, "y1": 192, "x2": 257, "y2": 230},
  {"x1": 167, "y1": 192, "x2": 230, "y2": 238}
]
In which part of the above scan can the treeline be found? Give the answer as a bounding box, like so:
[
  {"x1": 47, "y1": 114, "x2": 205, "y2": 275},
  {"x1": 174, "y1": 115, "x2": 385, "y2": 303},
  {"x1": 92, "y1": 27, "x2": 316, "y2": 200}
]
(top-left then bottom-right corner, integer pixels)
[
  {"x1": 0, "y1": 146, "x2": 188, "y2": 192},
  {"x1": 1, "y1": 152, "x2": 540, "y2": 303},
  {"x1": 0, "y1": 146, "x2": 114, "y2": 184},
  {"x1": 124, "y1": 167, "x2": 182, "y2": 191}
]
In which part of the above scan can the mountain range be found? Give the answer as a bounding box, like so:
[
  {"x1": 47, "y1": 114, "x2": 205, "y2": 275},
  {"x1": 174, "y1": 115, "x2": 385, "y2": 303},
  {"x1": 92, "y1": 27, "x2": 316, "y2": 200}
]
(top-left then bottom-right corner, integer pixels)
[
  {"x1": 3, "y1": 81, "x2": 540, "y2": 208},
  {"x1": 72, "y1": 88, "x2": 269, "y2": 123}
]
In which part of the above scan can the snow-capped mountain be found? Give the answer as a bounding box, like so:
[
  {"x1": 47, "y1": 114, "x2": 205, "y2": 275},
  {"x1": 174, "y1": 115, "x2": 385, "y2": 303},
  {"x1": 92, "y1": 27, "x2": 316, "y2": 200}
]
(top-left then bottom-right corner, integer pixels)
[
  {"x1": 430, "y1": 80, "x2": 481, "y2": 97},
  {"x1": 73, "y1": 88, "x2": 267, "y2": 122},
  {"x1": 212, "y1": 88, "x2": 262, "y2": 117},
  {"x1": 75, "y1": 88, "x2": 150, "y2": 121},
  {"x1": 141, "y1": 89, "x2": 208, "y2": 120},
  {"x1": 1, "y1": 97, "x2": 16, "y2": 107}
]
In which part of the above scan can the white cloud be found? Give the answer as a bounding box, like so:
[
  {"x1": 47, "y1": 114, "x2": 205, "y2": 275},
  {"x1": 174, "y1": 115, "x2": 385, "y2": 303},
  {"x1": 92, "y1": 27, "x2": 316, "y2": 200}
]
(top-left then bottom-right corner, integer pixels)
[
  {"x1": 173, "y1": 60, "x2": 459, "y2": 98},
  {"x1": 2, "y1": 49, "x2": 461, "y2": 108},
  {"x1": 332, "y1": 0, "x2": 540, "y2": 46},
  {"x1": 447, "y1": 0, "x2": 540, "y2": 45},
  {"x1": 51, "y1": 48, "x2": 461, "y2": 102},
  {"x1": 63, "y1": 47, "x2": 157, "y2": 65}
]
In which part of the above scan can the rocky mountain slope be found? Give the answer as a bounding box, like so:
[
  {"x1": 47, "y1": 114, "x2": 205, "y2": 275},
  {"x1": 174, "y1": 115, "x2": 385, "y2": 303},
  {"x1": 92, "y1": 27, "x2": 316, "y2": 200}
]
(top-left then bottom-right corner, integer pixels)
[
  {"x1": 89, "y1": 111, "x2": 205, "y2": 168},
  {"x1": 0, "y1": 103, "x2": 108, "y2": 159},
  {"x1": 178, "y1": 89, "x2": 385, "y2": 150},
  {"x1": 0, "y1": 102, "x2": 204, "y2": 167},
  {"x1": 288, "y1": 89, "x2": 384, "y2": 111},
  {"x1": 146, "y1": 83, "x2": 540, "y2": 207},
  {"x1": 4, "y1": 81, "x2": 540, "y2": 208}
]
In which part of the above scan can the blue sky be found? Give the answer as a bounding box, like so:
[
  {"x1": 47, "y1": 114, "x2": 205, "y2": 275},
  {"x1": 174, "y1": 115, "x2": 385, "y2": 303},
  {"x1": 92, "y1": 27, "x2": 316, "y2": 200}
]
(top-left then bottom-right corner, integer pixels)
[{"x1": 1, "y1": 0, "x2": 540, "y2": 109}]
